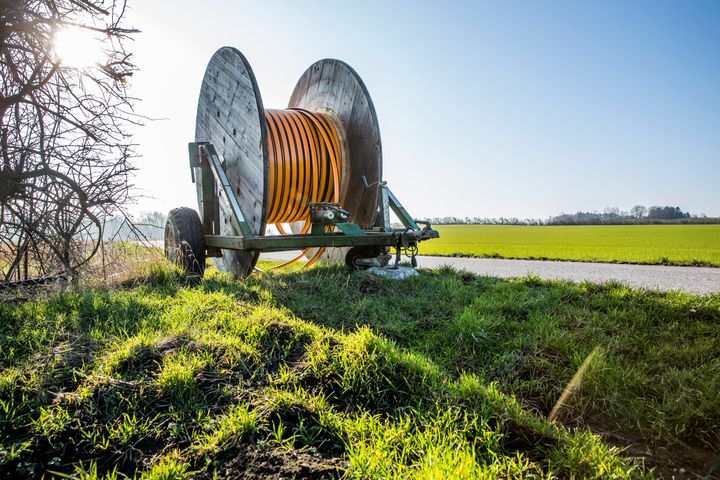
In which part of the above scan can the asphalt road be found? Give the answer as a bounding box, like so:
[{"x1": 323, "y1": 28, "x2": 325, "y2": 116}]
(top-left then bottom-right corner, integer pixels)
[{"x1": 260, "y1": 252, "x2": 720, "y2": 295}]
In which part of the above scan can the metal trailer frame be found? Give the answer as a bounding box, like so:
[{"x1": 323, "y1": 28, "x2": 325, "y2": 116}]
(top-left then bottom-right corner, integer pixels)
[{"x1": 188, "y1": 142, "x2": 438, "y2": 264}]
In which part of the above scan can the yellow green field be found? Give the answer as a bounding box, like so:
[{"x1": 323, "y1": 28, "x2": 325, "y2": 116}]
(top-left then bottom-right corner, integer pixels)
[{"x1": 419, "y1": 224, "x2": 720, "y2": 266}]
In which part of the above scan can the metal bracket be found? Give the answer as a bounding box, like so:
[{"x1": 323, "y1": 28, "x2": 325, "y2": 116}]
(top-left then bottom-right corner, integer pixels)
[
  {"x1": 188, "y1": 142, "x2": 222, "y2": 256},
  {"x1": 188, "y1": 142, "x2": 202, "y2": 183},
  {"x1": 363, "y1": 176, "x2": 422, "y2": 232},
  {"x1": 191, "y1": 143, "x2": 253, "y2": 237},
  {"x1": 385, "y1": 186, "x2": 420, "y2": 231}
]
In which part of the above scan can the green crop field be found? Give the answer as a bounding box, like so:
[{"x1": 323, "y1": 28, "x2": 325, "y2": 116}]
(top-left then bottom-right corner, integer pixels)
[
  {"x1": 1, "y1": 263, "x2": 719, "y2": 478},
  {"x1": 419, "y1": 224, "x2": 720, "y2": 266}
]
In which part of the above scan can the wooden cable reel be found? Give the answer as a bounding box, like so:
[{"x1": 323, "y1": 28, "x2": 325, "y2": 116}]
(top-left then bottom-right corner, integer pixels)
[
  {"x1": 195, "y1": 47, "x2": 382, "y2": 277},
  {"x1": 169, "y1": 47, "x2": 437, "y2": 278}
]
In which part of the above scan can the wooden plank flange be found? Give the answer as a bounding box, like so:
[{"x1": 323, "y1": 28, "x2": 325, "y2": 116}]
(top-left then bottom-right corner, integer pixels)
[{"x1": 195, "y1": 47, "x2": 267, "y2": 277}]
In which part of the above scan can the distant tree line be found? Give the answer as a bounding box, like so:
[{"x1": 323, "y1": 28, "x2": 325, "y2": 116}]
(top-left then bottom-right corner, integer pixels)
[
  {"x1": 92, "y1": 211, "x2": 166, "y2": 241},
  {"x1": 417, "y1": 216, "x2": 546, "y2": 226},
  {"x1": 107, "y1": 206, "x2": 718, "y2": 237},
  {"x1": 118, "y1": 206, "x2": 719, "y2": 235},
  {"x1": 420, "y1": 206, "x2": 719, "y2": 226}
]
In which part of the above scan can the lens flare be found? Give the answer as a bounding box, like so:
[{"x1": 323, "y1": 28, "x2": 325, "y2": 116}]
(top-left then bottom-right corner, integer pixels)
[{"x1": 52, "y1": 27, "x2": 105, "y2": 68}]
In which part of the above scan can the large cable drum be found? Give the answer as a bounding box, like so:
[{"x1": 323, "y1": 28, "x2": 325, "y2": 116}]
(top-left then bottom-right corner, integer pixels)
[{"x1": 195, "y1": 47, "x2": 382, "y2": 277}]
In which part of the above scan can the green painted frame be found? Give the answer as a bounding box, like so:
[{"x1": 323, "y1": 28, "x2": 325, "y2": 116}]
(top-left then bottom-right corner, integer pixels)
[{"x1": 189, "y1": 142, "x2": 435, "y2": 254}]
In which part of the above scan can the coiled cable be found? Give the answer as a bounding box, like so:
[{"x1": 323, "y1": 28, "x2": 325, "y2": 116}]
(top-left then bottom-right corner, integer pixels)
[{"x1": 264, "y1": 108, "x2": 345, "y2": 267}]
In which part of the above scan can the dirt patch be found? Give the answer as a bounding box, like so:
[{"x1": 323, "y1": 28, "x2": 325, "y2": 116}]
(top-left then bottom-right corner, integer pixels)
[
  {"x1": 267, "y1": 404, "x2": 345, "y2": 456},
  {"x1": 502, "y1": 419, "x2": 559, "y2": 470},
  {"x1": 203, "y1": 443, "x2": 346, "y2": 479},
  {"x1": 577, "y1": 419, "x2": 719, "y2": 479},
  {"x1": 113, "y1": 334, "x2": 187, "y2": 379},
  {"x1": 357, "y1": 275, "x2": 384, "y2": 294}
]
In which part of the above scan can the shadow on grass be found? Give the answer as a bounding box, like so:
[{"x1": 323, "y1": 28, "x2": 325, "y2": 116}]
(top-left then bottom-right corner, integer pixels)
[
  {"x1": 1, "y1": 263, "x2": 718, "y2": 478},
  {"x1": 197, "y1": 264, "x2": 720, "y2": 478}
]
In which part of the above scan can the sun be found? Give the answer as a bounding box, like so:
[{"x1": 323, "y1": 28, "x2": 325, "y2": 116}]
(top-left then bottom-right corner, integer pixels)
[{"x1": 52, "y1": 26, "x2": 105, "y2": 69}]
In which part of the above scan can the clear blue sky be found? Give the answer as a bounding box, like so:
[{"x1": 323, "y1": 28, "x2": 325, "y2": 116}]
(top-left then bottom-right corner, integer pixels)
[{"x1": 127, "y1": 0, "x2": 720, "y2": 219}]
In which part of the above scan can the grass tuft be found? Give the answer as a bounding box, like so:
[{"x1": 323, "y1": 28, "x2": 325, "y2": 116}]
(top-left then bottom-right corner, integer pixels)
[{"x1": 0, "y1": 262, "x2": 717, "y2": 478}]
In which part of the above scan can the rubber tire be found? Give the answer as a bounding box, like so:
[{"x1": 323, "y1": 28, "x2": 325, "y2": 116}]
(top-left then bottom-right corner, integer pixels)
[
  {"x1": 345, "y1": 246, "x2": 386, "y2": 271},
  {"x1": 165, "y1": 207, "x2": 206, "y2": 276}
]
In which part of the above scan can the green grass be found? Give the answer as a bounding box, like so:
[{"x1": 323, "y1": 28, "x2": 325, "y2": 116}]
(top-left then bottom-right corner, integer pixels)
[
  {"x1": 420, "y1": 224, "x2": 720, "y2": 266},
  {"x1": 0, "y1": 263, "x2": 718, "y2": 478}
]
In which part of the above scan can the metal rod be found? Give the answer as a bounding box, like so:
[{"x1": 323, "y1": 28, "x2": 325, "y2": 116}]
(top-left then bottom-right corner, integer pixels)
[{"x1": 205, "y1": 232, "x2": 397, "y2": 251}]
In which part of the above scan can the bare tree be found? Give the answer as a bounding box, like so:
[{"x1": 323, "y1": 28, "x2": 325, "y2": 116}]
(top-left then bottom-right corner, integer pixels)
[
  {"x1": 630, "y1": 205, "x2": 647, "y2": 219},
  {"x1": 0, "y1": 0, "x2": 138, "y2": 281}
]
